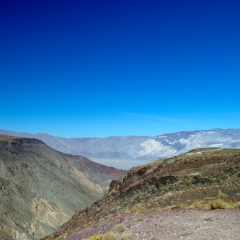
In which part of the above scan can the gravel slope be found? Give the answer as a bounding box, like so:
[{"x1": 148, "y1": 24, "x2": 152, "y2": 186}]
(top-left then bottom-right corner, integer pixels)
[{"x1": 65, "y1": 209, "x2": 240, "y2": 240}]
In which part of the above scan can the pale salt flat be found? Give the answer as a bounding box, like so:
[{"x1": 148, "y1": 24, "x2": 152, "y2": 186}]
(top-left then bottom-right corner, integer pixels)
[{"x1": 87, "y1": 157, "x2": 151, "y2": 170}]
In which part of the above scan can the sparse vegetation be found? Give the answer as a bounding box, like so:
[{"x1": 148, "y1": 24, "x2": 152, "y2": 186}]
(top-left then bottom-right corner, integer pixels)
[
  {"x1": 204, "y1": 197, "x2": 215, "y2": 201},
  {"x1": 134, "y1": 203, "x2": 146, "y2": 213},
  {"x1": 88, "y1": 234, "x2": 103, "y2": 240},
  {"x1": 186, "y1": 180, "x2": 192, "y2": 186},
  {"x1": 114, "y1": 223, "x2": 125, "y2": 233},
  {"x1": 102, "y1": 232, "x2": 116, "y2": 240},
  {"x1": 121, "y1": 233, "x2": 132, "y2": 239},
  {"x1": 86, "y1": 232, "x2": 116, "y2": 240},
  {"x1": 123, "y1": 208, "x2": 132, "y2": 214},
  {"x1": 234, "y1": 201, "x2": 240, "y2": 209},
  {"x1": 217, "y1": 190, "x2": 227, "y2": 198},
  {"x1": 208, "y1": 199, "x2": 233, "y2": 210}
]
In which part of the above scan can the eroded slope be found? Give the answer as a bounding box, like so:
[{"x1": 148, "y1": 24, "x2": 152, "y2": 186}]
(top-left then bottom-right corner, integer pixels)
[
  {"x1": 0, "y1": 135, "x2": 104, "y2": 240},
  {"x1": 43, "y1": 148, "x2": 240, "y2": 239}
]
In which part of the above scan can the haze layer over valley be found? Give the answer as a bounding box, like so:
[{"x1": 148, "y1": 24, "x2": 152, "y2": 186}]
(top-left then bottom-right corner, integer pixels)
[{"x1": 1, "y1": 129, "x2": 239, "y2": 169}]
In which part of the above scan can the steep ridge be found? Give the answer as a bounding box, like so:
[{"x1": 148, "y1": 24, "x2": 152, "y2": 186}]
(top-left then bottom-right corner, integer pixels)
[
  {"x1": 0, "y1": 135, "x2": 123, "y2": 240},
  {"x1": 43, "y1": 148, "x2": 240, "y2": 239},
  {"x1": 0, "y1": 129, "x2": 239, "y2": 161}
]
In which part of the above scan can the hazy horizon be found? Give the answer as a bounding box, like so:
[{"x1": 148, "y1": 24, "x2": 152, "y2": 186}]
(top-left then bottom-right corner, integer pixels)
[{"x1": 1, "y1": 127, "x2": 239, "y2": 139}]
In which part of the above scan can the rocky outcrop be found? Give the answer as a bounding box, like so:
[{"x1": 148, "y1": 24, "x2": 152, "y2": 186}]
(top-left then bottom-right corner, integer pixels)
[{"x1": 43, "y1": 148, "x2": 240, "y2": 239}]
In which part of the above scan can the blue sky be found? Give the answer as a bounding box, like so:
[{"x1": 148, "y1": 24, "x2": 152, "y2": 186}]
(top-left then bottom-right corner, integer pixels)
[{"x1": 0, "y1": 0, "x2": 239, "y2": 138}]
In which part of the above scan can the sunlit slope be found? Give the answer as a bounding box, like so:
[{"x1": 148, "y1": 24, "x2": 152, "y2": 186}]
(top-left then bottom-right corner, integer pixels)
[
  {"x1": 0, "y1": 135, "x2": 103, "y2": 240},
  {"x1": 43, "y1": 148, "x2": 240, "y2": 239}
]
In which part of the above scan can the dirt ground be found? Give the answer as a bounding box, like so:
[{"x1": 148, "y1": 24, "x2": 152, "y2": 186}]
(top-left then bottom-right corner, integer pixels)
[{"x1": 64, "y1": 209, "x2": 240, "y2": 240}]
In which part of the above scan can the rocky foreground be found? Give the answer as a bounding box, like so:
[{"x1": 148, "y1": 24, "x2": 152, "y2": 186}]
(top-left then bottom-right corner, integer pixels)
[
  {"x1": 43, "y1": 148, "x2": 240, "y2": 240},
  {"x1": 64, "y1": 209, "x2": 240, "y2": 240}
]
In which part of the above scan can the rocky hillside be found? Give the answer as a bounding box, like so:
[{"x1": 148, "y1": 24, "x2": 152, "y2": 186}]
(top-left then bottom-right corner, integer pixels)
[
  {"x1": 0, "y1": 135, "x2": 124, "y2": 240},
  {"x1": 43, "y1": 148, "x2": 240, "y2": 239},
  {"x1": 1, "y1": 129, "x2": 239, "y2": 161},
  {"x1": 65, "y1": 155, "x2": 125, "y2": 191}
]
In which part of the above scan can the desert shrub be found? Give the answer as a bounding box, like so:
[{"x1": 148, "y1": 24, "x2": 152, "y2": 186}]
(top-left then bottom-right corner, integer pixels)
[
  {"x1": 102, "y1": 232, "x2": 116, "y2": 240},
  {"x1": 88, "y1": 234, "x2": 103, "y2": 240},
  {"x1": 123, "y1": 208, "x2": 131, "y2": 214},
  {"x1": 192, "y1": 200, "x2": 205, "y2": 209},
  {"x1": 178, "y1": 203, "x2": 188, "y2": 209},
  {"x1": 216, "y1": 178, "x2": 222, "y2": 183},
  {"x1": 217, "y1": 190, "x2": 227, "y2": 198},
  {"x1": 235, "y1": 193, "x2": 240, "y2": 197},
  {"x1": 133, "y1": 203, "x2": 148, "y2": 213},
  {"x1": 234, "y1": 201, "x2": 240, "y2": 209},
  {"x1": 121, "y1": 233, "x2": 132, "y2": 239},
  {"x1": 185, "y1": 180, "x2": 192, "y2": 186},
  {"x1": 208, "y1": 199, "x2": 232, "y2": 210},
  {"x1": 114, "y1": 223, "x2": 125, "y2": 233}
]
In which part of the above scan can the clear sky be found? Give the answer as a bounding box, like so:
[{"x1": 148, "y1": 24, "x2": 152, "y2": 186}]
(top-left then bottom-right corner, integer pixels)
[{"x1": 0, "y1": 0, "x2": 239, "y2": 138}]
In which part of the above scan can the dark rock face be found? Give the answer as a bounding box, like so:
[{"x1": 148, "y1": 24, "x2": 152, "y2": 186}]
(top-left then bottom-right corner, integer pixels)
[
  {"x1": 137, "y1": 167, "x2": 147, "y2": 176},
  {"x1": 149, "y1": 176, "x2": 178, "y2": 187},
  {"x1": 192, "y1": 176, "x2": 212, "y2": 185},
  {"x1": 0, "y1": 138, "x2": 45, "y2": 163}
]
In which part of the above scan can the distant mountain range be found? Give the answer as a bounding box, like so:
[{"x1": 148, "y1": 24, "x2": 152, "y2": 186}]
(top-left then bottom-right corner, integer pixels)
[{"x1": 0, "y1": 129, "x2": 239, "y2": 161}]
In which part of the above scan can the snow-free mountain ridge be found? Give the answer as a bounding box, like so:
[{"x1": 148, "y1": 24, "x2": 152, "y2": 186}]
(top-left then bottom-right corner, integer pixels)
[{"x1": 0, "y1": 129, "x2": 239, "y2": 161}]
